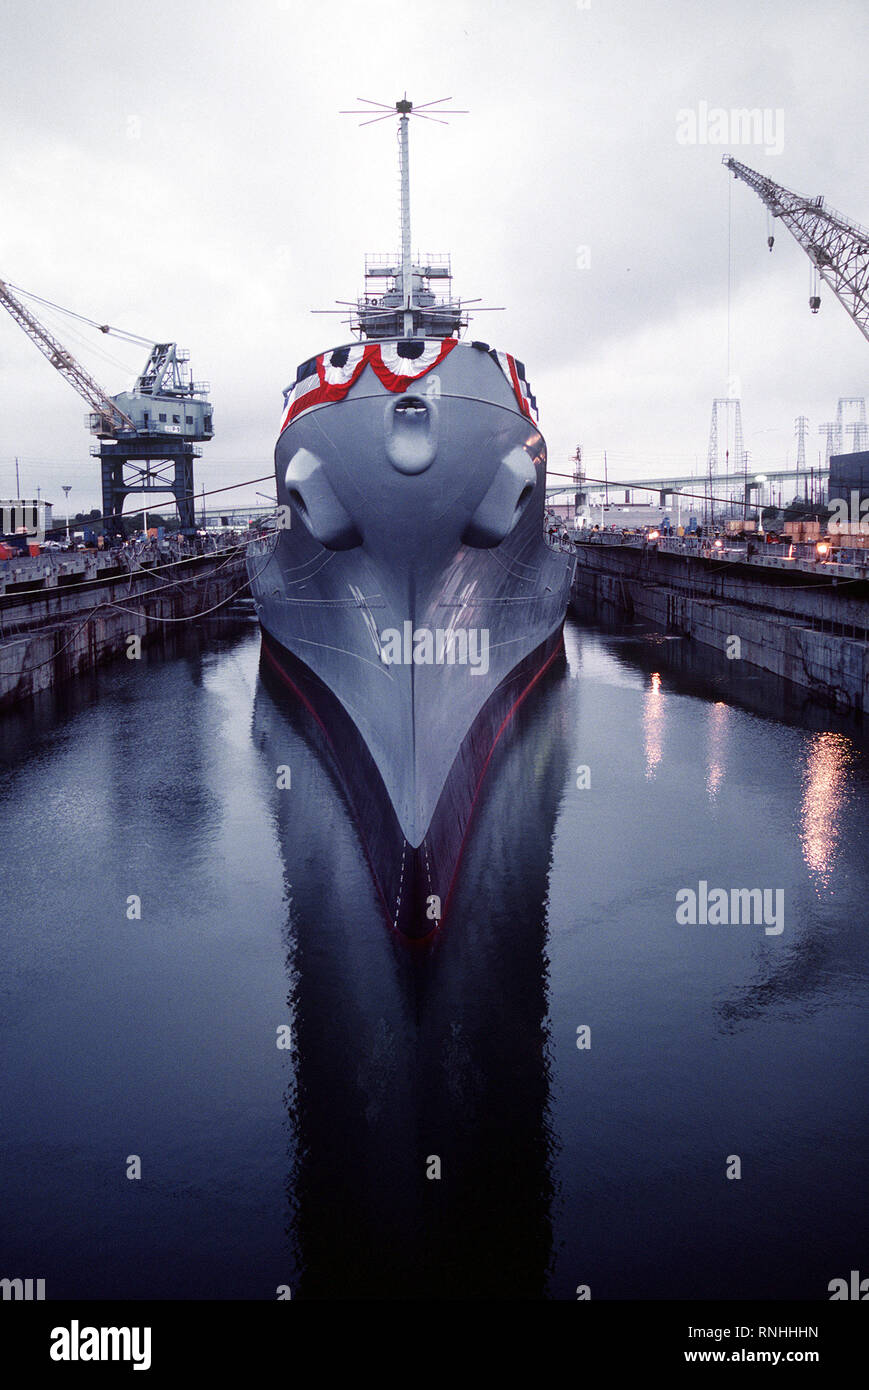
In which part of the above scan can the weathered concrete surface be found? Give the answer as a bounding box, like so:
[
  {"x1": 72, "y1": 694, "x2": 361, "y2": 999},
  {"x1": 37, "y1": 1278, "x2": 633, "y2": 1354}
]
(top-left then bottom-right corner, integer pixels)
[
  {"x1": 1, "y1": 549, "x2": 114, "y2": 596},
  {"x1": 0, "y1": 552, "x2": 249, "y2": 710},
  {"x1": 571, "y1": 542, "x2": 869, "y2": 714}
]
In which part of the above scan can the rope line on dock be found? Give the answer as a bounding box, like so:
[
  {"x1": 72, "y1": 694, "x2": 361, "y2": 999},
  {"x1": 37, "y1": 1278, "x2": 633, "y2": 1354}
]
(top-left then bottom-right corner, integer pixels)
[
  {"x1": 0, "y1": 604, "x2": 115, "y2": 666},
  {"x1": 0, "y1": 580, "x2": 249, "y2": 675},
  {"x1": 0, "y1": 536, "x2": 280, "y2": 676},
  {"x1": 102, "y1": 575, "x2": 255, "y2": 624},
  {"x1": 0, "y1": 538, "x2": 254, "y2": 601}
]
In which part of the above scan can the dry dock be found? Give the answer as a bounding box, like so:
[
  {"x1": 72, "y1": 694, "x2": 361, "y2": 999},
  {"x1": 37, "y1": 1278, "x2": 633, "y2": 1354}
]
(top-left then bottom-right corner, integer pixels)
[
  {"x1": 571, "y1": 534, "x2": 869, "y2": 714},
  {"x1": 0, "y1": 543, "x2": 249, "y2": 710}
]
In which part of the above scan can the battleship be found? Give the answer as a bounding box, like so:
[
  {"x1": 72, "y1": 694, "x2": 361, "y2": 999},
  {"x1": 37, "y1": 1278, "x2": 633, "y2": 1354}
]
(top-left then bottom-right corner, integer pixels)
[{"x1": 247, "y1": 97, "x2": 575, "y2": 938}]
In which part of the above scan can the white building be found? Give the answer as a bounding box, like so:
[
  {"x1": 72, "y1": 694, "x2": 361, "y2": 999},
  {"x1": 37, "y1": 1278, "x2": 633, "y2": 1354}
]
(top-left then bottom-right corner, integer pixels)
[{"x1": 1, "y1": 499, "x2": 53, "y2": 535}]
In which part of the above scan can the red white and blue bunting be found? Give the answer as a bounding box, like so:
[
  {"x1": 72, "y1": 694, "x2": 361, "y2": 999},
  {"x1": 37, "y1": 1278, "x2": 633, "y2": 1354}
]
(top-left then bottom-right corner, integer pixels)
[
  {"x1": 280, "y1": 340, "x2": 456, "y2": 432},
  {"x1": 486, "y1": 349, "x2": 538, "y2": 422},
  {"x1": 370, "y1": 339, "x2": 457, "y2": 392},
  {"x1": 279, "y1": 338, "x2": 537, "y2": 433}
]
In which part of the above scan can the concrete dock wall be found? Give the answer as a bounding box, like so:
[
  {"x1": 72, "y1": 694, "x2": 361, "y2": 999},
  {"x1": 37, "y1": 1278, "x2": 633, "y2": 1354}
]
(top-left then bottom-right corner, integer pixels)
[
  {"x1": 571, "y1": 542, "x2": 869, "y2": 714},
  {"x1": 0, "y1": 552, "x2": 249, "y2": 710}
]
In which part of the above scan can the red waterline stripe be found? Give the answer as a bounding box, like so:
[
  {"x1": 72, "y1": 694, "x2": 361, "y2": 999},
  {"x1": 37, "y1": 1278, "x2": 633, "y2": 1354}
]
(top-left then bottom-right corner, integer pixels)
[
  {"x1": 260, "y1": 637, "x2": 401, "y2": 935},
  {"x1": 439, "y1": 634, "x2": 564, "y2": 931}
]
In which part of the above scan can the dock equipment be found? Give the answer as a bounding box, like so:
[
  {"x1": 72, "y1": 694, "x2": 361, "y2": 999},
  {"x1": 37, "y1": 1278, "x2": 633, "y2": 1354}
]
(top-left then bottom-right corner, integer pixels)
[
  {"x1": 724, "y1": 156, "x2": 869, "y2": 344},
  {"x1": 0, "y1": 279, "x2": 213, "y2": 538}
]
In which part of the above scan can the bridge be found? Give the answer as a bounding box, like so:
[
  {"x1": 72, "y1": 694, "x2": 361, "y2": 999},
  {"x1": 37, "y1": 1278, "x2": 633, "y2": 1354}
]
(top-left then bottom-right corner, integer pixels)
[{"x1": 546, "y1": 462, "x2": 829, "y2": 511}]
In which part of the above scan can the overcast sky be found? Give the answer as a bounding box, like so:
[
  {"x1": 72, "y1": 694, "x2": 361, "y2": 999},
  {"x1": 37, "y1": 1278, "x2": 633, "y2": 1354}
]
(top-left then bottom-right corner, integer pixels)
[{"x1": 1, "y1": 0, "x2": 867, "y2": 512}]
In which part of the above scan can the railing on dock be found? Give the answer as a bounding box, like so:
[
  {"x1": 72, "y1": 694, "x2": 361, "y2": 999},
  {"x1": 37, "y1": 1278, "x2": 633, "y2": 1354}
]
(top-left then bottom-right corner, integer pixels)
[
  {"x1": 574, "y1": 528, "x2": 869, "y2": 575},
  {"x1": 0, "y1": 531, "x2": 250, "y2": 600}
]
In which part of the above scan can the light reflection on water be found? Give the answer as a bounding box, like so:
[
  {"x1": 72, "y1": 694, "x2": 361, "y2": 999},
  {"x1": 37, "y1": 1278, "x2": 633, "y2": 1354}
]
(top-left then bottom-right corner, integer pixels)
[
  {"x1": 706, "y1": 701, "x2": 729, "y2": 803},
  {"x1": 643, "y1": 669, "x2": 664, "y2": 779},
  {"x1": 800, "y1": 731, "x2": 855, "y2": 891}
]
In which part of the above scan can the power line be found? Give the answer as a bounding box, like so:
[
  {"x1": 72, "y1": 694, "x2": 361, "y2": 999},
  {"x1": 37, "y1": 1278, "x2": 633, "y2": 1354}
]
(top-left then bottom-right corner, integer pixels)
[
  {"x1": 545, "y1": 469, "x2": 758, "y2": 508},
  {"x1": 8, "y1": 470, "x2": 275, "y2": 534}
]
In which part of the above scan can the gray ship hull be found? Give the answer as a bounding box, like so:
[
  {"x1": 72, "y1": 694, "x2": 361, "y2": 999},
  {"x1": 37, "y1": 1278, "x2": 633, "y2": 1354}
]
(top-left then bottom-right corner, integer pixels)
[{"x1": 247, "y1": 339, "x2": 574, "y2": 937}]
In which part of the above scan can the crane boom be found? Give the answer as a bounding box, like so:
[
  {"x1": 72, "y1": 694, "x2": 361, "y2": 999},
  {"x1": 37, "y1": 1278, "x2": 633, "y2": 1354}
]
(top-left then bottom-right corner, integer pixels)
[
  {"x1": 723, "y1": 155, "x2": 869, "y2": 346},
  {"x1": 0, "y1": 277, "x2": 135, "y2": 433}
]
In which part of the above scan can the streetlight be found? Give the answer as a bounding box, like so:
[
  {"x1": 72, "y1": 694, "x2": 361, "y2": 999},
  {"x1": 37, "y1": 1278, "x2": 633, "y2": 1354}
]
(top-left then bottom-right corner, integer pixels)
[
  {"x1": 754, "y1": 473, "x2": 768, "y2": 534},
  {"x1": 62, "y1": 486, "x2": 72, "y2": 542}
]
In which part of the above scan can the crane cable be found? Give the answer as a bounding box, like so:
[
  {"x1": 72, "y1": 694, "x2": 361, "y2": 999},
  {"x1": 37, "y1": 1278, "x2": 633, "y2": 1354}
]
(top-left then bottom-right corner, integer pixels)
[
  {"x1": 727, "y1": 169, "x2": 733, "y2": 396},
  {"x1": 5, "y1": 282, "x2": 154, "y2": 346}
]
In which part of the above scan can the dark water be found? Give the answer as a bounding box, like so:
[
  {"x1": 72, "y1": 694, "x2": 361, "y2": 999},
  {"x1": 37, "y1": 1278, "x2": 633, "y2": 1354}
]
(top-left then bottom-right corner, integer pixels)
[{"x1": 1, "y1": 614, "x2": 867, "y2": 1300}]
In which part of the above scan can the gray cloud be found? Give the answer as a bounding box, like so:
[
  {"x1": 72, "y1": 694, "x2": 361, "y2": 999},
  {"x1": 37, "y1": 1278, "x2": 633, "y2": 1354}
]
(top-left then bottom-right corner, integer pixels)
[{"x1": 1, "y1": 0, "x2": 867, "y2": 509}]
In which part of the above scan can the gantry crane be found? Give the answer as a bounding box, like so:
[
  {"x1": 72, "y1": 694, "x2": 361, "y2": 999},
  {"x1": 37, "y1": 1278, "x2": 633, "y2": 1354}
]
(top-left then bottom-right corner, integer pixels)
[
  {"x1": 723, "y1": 156, "x2": 869, "y2": 345},
  {"x1": 0, "y1": 278, "x2": 213, "y2": 537}
]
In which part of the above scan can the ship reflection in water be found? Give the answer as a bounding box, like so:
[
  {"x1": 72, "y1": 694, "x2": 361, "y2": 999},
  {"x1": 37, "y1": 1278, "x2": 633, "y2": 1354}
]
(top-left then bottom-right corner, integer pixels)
[{"x1": 254, "y1": 645, "x2": 573, "y2": 1299}]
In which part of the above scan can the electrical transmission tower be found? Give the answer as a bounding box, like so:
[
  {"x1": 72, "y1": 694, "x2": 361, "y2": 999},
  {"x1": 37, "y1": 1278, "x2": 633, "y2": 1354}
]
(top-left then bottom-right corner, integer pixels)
[
  {"x1": 707, "y1": 398, "x2": 745, "y2": 476},
  {"x1": 707, "y1": 397, "x2": 745, "y2": 522},
  {"x1": 819, "y1": 421, "x2": 837, "y2": 466},
  {"x1": 723, "y1": 156, "x2": 869, "y2": 343},
  {"x1": 836, "y1": 396, "x2": 867, "y2": 452},
  {"x1": 794, "y1": 414, "x2": 809, "y2": 497}
]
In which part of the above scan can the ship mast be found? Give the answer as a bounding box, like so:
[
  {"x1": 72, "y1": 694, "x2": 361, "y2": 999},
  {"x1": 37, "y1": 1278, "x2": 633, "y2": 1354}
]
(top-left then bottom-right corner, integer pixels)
[
  {"x1": 397, "y1": 98, "x2": 413, "y2": 336},
  {"x1": 338, "y1": 95, "x2": 470, "y2": 340}
]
